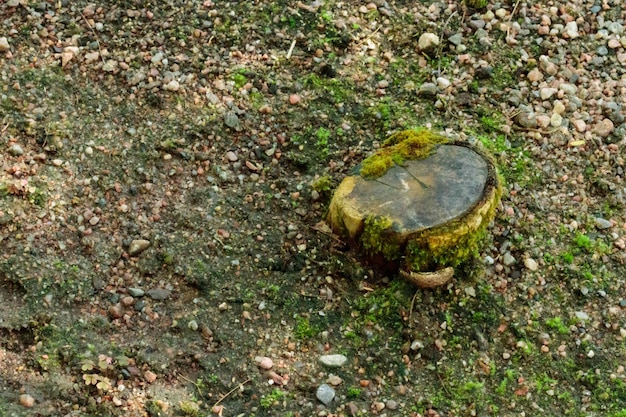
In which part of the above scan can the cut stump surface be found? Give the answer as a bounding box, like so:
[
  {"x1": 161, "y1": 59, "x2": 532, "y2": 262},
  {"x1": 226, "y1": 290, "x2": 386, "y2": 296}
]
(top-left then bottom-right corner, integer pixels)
[{"x1": 328, "y1": 138, "x2": 500, "y2": 287}]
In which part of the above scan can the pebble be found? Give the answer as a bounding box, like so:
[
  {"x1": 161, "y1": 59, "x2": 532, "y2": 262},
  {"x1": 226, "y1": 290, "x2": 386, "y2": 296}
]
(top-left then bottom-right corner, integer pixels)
[
  {"x1": 163, "y1": 80, "x2": 180, "y2": 91},
  {"x1": 0, "y1": 37, "x2": 10, "y2": 52},
  {"x1": 560, "y1": 83, "x2": 577, "y2": 95},
  {"x1": 527, "y1": 69, "x2": 543, "y2": 83},
  {"x1": 503, "y1": 252, "x2": 516, "y2": 266},
  {"x1": 572, "y1": 119, "x2": 587, "y2": 132},
  {"x1": 553, "y1": 100, "x2": 565, "y2": 115},
  {"x1": 8, "y1": 144, "x2": 24, "y2": 156},
  {"x1": 316, "y1": 384, "x2": 335, "y2": 406},
  {"x1": 224, "y1": 111, "x2": 240, "y2": 129},
  {"x1": 255, "y1": 356, "x2": 273, "y2": 370},
  {"x1": 436, "y1": 77, "x2": 450, "y2": 89},
  {"x1": 565, "y1": 21, "x2": 579, "y2": 38},
  {"x1": 516, "y1": 112, "x2": 537, "y2": 128},
  {"x1": 386, "y1": 399, "x2": 398, "y2": 410},
  {"x1": 595, "y1": 217, "x2": 612, "y2": 229},
  {"x1": 144, "y1": 370, "x2": 157, "y2": 383},
  {"x1": 593, "y1": 118, "x2": 614, "y2": 137},
  {"x1": 540, "y1": 87, "x2": 558, "y2": 100},
  {"x1": 418, "y1": 33, "x2": 439, "y2": 52},
  {"x1": 418, "y1": 83, "x2": 438, "y2": 98},
  {"x1": 147, "y1": 288, "x2": 171, "y2": 300},
  {"x1": 19, "y1": 394, "x2": 34, "y2": 408},
  {"x1": 575, "y1": 311, "x2": 590, "y2": 321},
  {"x1": 128, "y1": 239, "x2": 150, "y2": 256},
  {"x1": 289, "y1": 94, "x2": 301, "y2": 104},
  {"x1": 128, "y1": 288, "x2": 145, "y2": 297},
  {"x1": 226, "y1": 151, "x2": 238, "y2": 162},
  {"x1": 550, "y1": 113, "x2": 563, "y2": 127},
  {"x1": 318, "y1": 354, "x2": 348, "y2": 368},
  {"x1": 524, "y1": 258, "x2": 538, "y2": 271}
]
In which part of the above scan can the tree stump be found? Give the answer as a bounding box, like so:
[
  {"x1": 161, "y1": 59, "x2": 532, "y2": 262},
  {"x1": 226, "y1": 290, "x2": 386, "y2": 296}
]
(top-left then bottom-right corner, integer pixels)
[{"x1": 328, "y1": 130, "x2": 501, "y2": 288}]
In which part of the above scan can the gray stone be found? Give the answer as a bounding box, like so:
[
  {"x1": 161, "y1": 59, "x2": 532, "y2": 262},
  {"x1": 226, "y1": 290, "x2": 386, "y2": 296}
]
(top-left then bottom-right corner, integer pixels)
[
  {"x1": 516, "y1": 112, "x2": 538, "y2": 129},
  {"x1": 503, "y1": 252, "x2": 516, "y2": 266},
  {"x1": 128, "y1": 288, "x2": 145, "y2": 297},
  {"x1": 575, "y1": 311, "x2": 589, "y2": 321},
  {"x1": 595, "y1": 217, "x2": 612, "y2": 229},
  {"x1": 448, "y1": 33, "x2": 463, "y2": 46},
  {"x1": 469, "y1": 20, "x2": 486, "y2": 30},
  {"x1": 318, "y1": 354, "x2": 348, "y2": 368},
  {"x1": 418, "y1": 82, "x2": 438, "y2": 98},
  {"x1": 147, "y1": 288, "x2": 171, "y2": 300},
  {"x1": 316, "y1": 384, "x2": 335, "y2": 406},
  {"x1": 128, "y1": 239, "x2": 150, "y2": 256},
  {"x1": 8, "y1": 144, "x2": 24, "y2": 156},
  {"x1": 224, "y1": 111, "x2": 240, "y2": 129},
  {"x1": 524, "y1": 258, "x2": 539, "y2": 271},
  {"x1": 597, "y1": 46, "x2": 609, "y2": 56}
]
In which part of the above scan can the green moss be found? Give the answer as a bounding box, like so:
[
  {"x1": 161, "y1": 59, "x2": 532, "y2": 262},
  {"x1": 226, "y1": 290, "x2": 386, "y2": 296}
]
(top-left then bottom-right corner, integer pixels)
[
  {"x1": 361, "y1": 215, "x2": 401, "y2": 260},
  {"x1": 359, "y1": 129, "x2": 449, "y2": 179}
]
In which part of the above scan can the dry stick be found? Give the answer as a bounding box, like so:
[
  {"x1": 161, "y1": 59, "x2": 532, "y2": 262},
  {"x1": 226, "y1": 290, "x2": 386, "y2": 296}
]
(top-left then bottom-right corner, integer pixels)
[
  {"x1": 80, "y1": 11, "x2": 106, "y2": 64},
  {"x1": 436, "y1": 10, "x2": 458, "y2": 74},
  {"x1": 286, "y1": 39, "x2": 297, "y2": 59},
  {"x1": 212, "y1": 378, "x2": 251, "y2": 409},
  {"x1": 507, "y1": 0, "x2": 522, "y2": 39}
]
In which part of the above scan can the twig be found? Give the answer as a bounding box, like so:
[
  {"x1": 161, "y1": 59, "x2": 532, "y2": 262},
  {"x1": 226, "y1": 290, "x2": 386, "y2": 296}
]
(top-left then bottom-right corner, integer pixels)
[
  {"x1": 354, "y1": 26, "x2": 381, "y2": 50},
  {"x1": 212, "y1": 378, "x2": 251, "y2": 408},
  {"x1": 286, "y1": 39, "x2": 296, "y2": 59},
  {"x1": 507, "y1": 0, "x2": 522, "y2": 39},
  {"x1": 408, "y1": 289, "x2": 419, "y2": 329},
  {"x1": 436, "y1": 11, "x2": 458, "y2": 74},
  {"x1": 80, "y1": 11, "x2": 106, "y2": 64}
]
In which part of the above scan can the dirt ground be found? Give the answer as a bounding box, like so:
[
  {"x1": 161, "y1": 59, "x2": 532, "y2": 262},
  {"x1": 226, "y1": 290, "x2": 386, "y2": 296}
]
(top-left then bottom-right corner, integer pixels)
[{"x1": 1, "y1": 0, "x2": 626, "y2": 416}]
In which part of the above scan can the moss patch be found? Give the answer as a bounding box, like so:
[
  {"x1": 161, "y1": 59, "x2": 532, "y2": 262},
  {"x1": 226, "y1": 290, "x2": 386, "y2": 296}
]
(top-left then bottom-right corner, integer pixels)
[{"x1": 359, "y1": 129, "x2": 449, "y2": 179}]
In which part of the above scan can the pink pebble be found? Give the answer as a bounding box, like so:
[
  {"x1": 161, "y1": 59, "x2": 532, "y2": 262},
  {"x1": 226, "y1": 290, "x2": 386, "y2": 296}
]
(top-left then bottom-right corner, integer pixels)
[
  {"x1": 255, "y1": 356, "x2": 273, "y2": 370},
  {"x1": 289, "y1": 94, "x2": 301, "y2": 105}
]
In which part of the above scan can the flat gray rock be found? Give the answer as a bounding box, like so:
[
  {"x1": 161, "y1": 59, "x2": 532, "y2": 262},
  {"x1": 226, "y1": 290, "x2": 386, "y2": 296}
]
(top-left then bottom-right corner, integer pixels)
[
  {"x1": 318, "y1": 354, "x2": 348, "y2": 368},
  {"x1": 316, "y1": 383, "x2": 335, "y2": 406},
  {"x1": 147, "y1": 288, "x2": 171, "y2": 300}
]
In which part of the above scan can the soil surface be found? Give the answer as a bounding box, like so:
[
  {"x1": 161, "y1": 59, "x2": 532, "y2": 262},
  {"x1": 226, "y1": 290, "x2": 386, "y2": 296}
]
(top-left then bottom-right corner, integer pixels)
[{"x1": 1, "y1": 1, "x2": 626, "y2": 416}]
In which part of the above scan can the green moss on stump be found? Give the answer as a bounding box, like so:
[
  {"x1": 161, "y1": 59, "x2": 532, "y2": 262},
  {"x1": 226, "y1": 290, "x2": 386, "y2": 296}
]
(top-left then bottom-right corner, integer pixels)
[{"x1": 359, "y1": 129, "x2": 449, "y2": 179}]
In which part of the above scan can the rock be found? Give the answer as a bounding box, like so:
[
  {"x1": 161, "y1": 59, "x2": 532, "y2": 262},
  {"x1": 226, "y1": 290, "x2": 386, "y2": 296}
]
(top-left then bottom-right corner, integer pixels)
[
  {"x1": 224, "y1": 111, "x2": 240, "y2": 129},
  {"x1": 19, "y1": 394, "x2": 34, "y2": 408},
  {"x1": 255, "y1": 356, "x2": 273, "y2": 370},
  {"x1": 575, "y1": 311, "x2": 589, "y2": 321},
  {"x1": 572, "y1": 119, "x2": 587, "y2": 132},
  {"x1": 0, "y1": 37, "x2": 10, "y2": 52},
  {"x1": 527, "y1": 69, "x2": 543, "y2": 83},
  {"x1": 448, "y1": 33, "x2": 463, "y2": 46},
  {"x1": 593, "y1": 118, "x2": 614, "y2": 137},
  {"x1": 8, "y1": 144, "x2": 24, "y2": 156},
  {"x1": 386, "y1": 399, "x2": 398, "y2": 410},
  {"x1": 469, "y1": 20, "x2": 486, "y2": 30},
  {"x1": 226, "y1": 151, "x2": 238, "y2": 162},
  {"x1": 316, "y1": 384, "x2": 335, "y2": 406},
  {"x1": 128, "y1": 288, "x2": 145, "y2": 297},
  {"x1": 550, "y1": 113, "x2": 563, "y2": 127},
  {"x1": 553, "y1": 100, "x2": 565, "y2": 115},
  {"x1": 128, "y1": 239, "x2": 150, "y2": 256},
  {"x1": 318, "y1": 354, "x2": 348, "y2": 368},
  {"x1": 163, "y1": 80, "x2": 180, "y2": 91},
  {"x1": 289, "y1": 94, "x2": 301, "y2": 105},
  {"x1": 595, "y1": 217, "x2": 612, "y2": 229},
  {"x1": 536, "y1": 115, "x2": 551, "y2": 129},
  {"x1": 524, "y1": 258, "x2": 538, "y2": 271},
  {"x1": 147, "y1": 288, "x2": 171, "y2": 300},
  {"x1": 540, "y1": 87, "x2": 558, "y2": 100},
  {"x1": 436, "y1": 77, "x2": 451, "y2": 89},
  {"x1": 108, "y1": 303, "x2": 124, "y2": 319},
  {"x1": 503, "y1": 252, "x2": 516, "y2": 266},
  {"x1": 418, "y1": 32, "x2": 439, "y2": 52},
  {"x1": 144, "y1": 370, "x2": 157, "y2": 383},
  {"x1": 418, "y1": 82, "x2": 438, "y2": 98},
  {"x1": 560, "y1": 83, "x2": 577, "y2": 95},
  {"x1": 516, "y1": 112, "x2": 538, "y2": 128},
  {"x1": 565, "y1": 21, "x2": 579, "y2": 38}
]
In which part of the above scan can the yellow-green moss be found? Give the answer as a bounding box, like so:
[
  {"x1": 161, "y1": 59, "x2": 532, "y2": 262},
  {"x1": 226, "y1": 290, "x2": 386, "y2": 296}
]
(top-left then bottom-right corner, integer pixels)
[
  {"x1": 361, "y1": 215, "x2": 402, "y2": 260},
  {"x1": 359, "y1": 129, "x2": 449, "y2": 179},
  {"x1": 405, "y1": 175, "x2": 502, "y2": 271}
]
